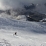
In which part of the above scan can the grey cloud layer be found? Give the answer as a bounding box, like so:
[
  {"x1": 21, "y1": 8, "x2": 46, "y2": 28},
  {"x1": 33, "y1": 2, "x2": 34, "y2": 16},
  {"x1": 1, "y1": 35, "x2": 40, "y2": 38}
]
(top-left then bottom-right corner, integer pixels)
[{"x1": 0, "y1": 0, "x2": 46, "y2": 10}]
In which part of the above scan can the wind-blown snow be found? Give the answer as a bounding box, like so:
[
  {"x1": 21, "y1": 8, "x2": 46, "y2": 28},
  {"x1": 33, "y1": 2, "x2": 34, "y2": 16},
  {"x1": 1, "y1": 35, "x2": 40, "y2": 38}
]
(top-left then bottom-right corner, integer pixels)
[{"x1": 0, "y1": 16, "x2": 46, "y2": 46}]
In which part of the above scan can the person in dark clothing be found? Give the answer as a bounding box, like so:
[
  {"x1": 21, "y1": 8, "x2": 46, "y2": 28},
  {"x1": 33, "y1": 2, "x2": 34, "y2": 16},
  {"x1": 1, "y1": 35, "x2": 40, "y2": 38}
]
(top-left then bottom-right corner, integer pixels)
[{"x1": 15, "y1": 32, "x2": 17, "y2": 35}]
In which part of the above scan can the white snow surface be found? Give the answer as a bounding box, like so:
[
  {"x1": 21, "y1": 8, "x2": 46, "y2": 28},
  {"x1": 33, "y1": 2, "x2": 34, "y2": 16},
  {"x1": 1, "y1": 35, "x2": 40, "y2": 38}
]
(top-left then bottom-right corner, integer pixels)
[{"x1": 0, "y1": 16, "x2": 46, "y2": 46}]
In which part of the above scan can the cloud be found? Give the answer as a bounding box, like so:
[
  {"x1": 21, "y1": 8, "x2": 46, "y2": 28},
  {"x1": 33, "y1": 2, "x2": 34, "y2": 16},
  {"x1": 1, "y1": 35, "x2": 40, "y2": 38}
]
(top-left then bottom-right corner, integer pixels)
[
  {"x1": 0, "y1": 0, "x2": 46, "y2": 10},
  {"x1": 0, "y1": 0, "x2": 19, "y2": 10}
]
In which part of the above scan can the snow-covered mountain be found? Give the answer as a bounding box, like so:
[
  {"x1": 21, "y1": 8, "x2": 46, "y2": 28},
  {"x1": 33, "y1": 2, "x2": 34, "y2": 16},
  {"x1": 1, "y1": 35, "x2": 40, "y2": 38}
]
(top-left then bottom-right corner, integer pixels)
[
  {"x1": 0, "y1": 8, "x2": 46, "y2": 22},
  {"x1": 0, "y1": 17, "x2": 46, "y2": 33},
  {"x1": 0, "y1": 1, "x2": 46, "y2": 46},
  {"x1": 0, "y1": 16, "x2": 46, "y2": 46}
]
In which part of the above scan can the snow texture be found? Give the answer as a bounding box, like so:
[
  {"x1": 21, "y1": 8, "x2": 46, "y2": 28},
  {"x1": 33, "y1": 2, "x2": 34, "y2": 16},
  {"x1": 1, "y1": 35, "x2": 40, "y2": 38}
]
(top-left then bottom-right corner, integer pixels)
[{"x1": 0, "y1": 16, "x2": 46, "y2": 46}]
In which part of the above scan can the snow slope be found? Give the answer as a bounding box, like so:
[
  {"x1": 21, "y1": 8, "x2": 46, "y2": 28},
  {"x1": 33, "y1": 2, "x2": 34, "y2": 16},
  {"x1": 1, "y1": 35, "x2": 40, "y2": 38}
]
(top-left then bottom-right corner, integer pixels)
[{"x1": 0, "y1": 17, "x2": 46, "y2": 46}]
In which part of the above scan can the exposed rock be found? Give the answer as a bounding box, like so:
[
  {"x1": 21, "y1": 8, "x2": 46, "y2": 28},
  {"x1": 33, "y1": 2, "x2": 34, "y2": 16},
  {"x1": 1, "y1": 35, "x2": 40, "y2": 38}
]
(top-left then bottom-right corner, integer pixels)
[
  {"x1": 25, "y1": 11, "x2": 46, "y2": 22},
  {"x1": 0, "y1": 5, "x2": 46, "y2": 22}
]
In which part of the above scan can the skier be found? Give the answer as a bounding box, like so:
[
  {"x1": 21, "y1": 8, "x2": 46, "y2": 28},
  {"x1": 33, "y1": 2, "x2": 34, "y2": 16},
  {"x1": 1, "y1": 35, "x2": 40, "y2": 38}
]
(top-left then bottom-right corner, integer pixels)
[
  {"x1": 13, "y1": 32, "x2": 17, "y2": 36},
  {"x1": 15, "y1": 32, "x2": 17, "y2": 35}
]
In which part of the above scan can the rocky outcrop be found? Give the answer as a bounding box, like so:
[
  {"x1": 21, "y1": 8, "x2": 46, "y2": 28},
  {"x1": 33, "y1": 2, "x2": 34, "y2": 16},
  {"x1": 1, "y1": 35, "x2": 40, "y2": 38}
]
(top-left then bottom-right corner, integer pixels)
[
  {"x1": 0, "y1": 4, "x2": 46, "y2": 22},
  {"x1": 25, "y1": 11, "x2": 46, "y2": 22}
]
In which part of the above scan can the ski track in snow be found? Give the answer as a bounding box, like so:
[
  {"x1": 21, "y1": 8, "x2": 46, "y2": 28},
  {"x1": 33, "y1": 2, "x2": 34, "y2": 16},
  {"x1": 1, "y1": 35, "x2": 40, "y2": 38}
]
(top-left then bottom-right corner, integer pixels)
[{"x1": 0, "y1": 17, "x2": 46, "y2": 46}]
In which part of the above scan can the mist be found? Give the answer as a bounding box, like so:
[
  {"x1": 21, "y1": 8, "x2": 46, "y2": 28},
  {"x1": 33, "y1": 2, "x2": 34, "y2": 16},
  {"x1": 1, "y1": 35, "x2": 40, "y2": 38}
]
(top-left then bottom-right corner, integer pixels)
[{"x1": 0, "y1": 0, "x2": 45, "y2": 9}]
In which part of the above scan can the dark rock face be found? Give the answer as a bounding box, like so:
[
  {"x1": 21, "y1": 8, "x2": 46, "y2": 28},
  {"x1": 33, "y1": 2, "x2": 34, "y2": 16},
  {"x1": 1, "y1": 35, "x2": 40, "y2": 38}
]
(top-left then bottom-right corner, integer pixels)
[
  {"x1": 26, "y1": 12, "x2": 46, "y2": 22},
  {"x1": 26, "y1": 16, "x2": 37, "y2": 21}
]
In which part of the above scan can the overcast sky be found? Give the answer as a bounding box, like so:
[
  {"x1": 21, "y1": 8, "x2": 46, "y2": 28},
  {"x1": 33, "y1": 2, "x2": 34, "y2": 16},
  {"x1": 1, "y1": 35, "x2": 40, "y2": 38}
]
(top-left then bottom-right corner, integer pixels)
[{"x1": 0, "y1": 0, "x2": 45, "y2": 10}]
